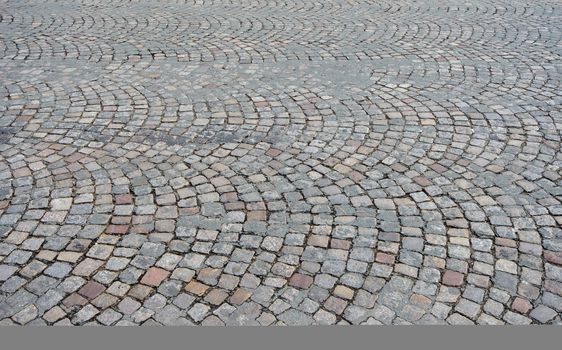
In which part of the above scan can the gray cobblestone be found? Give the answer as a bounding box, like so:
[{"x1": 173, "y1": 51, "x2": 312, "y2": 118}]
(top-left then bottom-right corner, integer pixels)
[{"x1": 0, "y1": 0, "x2": 561, "y2": 327}]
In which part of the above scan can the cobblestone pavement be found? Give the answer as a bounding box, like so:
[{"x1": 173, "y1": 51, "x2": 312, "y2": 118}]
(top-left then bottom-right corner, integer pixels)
[{"x1": 0, "y1": 0, "x2": 561, "y2": 326}]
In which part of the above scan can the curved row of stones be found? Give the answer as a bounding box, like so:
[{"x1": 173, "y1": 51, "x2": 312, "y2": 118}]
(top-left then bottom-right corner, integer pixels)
[
  {"x1": 1, "y1": 0, "x2": 561, "y2": 62},
  {"x1": 0, "y1": 0, "x2": 561, "y2": 326}
]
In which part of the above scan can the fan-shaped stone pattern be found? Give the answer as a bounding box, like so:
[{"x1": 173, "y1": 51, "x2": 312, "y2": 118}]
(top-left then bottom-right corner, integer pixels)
[{"x1": 0, "y1": 0, "x2": 561, "y2": 326}]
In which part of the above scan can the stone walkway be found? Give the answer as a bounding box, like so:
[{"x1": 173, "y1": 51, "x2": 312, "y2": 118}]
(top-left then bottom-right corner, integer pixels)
[{"x1": 0, "y1": 0, "x2": 561, "y2": 326}]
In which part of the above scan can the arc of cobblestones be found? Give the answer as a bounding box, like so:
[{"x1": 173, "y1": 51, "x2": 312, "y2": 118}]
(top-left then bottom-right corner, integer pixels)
[
  {"x1": 1, "y1": 0, "x2": 562, "y2": 326},
  {"x1": 2, "y1": 0, "x2": 562, "y2": 63}
]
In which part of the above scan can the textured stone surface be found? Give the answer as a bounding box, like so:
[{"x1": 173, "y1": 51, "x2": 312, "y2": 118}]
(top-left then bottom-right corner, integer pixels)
[{"x1": 0, "y1": 0, "x2": 561, "y2": 326}]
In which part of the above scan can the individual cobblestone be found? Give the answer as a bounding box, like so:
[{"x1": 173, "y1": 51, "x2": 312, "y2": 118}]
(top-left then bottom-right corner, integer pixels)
[{"x1": 0, "y1": 0, "x2": 561, "y2": 326}]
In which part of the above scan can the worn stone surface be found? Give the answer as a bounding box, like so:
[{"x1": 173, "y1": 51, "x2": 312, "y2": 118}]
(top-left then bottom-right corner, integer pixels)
[{"x1": 0, "y1": 0, "x2": 561, "y2": 326}]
